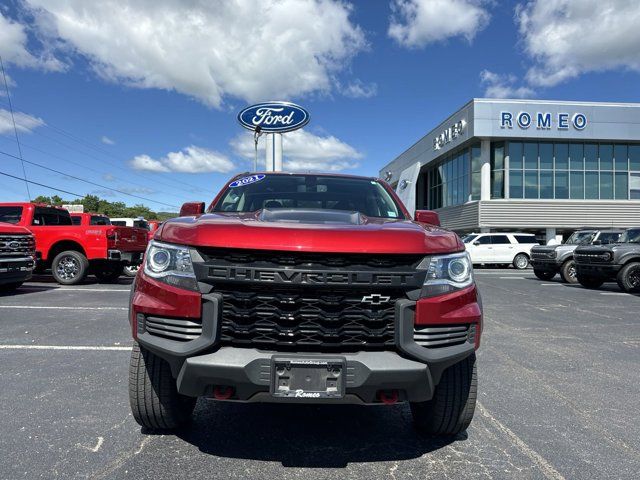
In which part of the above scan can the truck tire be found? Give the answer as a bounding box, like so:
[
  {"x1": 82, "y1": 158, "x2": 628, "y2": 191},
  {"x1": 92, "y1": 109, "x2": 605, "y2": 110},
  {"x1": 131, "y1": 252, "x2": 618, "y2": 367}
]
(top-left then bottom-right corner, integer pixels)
[
  {"x1": 577, "y1": 275, "x2": 604, "y2": 289},
  {"x1": 513, "y1": 253, "x2": 529, "y2": 270},
  {"x1": 616, "y1": 262, "x2": 640, "y2": 293},
  {"x1": 51, "y1": 250, "x2": 89, "y2": 285},
  {"x1": 410, "y1": 353, "x2": 477, "y2": 437},
  {"x1": 129, "y1": 343, "x2": 196, "y2": 430},
  {"x1": 123, "y1": 264, "x2": 139, "y2": 277},
  {"x1": 534, "y1": 270, "x2": 555, "y2": 280},
  {"x1": 94, "y1": 262, "x2": 124, "y2": 283},
  {"x1": 0, "y1": 282, "x2": 23, "y2": 293},
  {"x1": 560, "y1": 259, "x2": 578, "y2": 284}
]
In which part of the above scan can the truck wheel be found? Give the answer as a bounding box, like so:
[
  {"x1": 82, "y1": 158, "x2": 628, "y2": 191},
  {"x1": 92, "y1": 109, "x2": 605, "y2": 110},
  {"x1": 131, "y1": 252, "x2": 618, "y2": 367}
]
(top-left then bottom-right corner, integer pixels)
[
  {"x1": 577, "y1": 275, "x2": 604, "y2": 289},
  {"x1": 410, "y1": 353, "x2": 477, "y2": 437},
  {"x1": 534, "y1": 270, "x2": 555, "y2": 280},
  {"x1": 616, "y1": 262, "x2": 640, "y2": 293},
  {"x1": 123, "y1": 264, "x2": 140, "y2": 277},
  {"x1": 94, "y1": 262, "x2": 124, "y2": 283},
  {"x1": 513, "y1": 253, "x2": 529, "y2": 270},
  {"x1": 129, "y1": 343, "x2": 196, "y2": 430},
  {"x1": 51, "y1": 250, "x2": 88, "y2": 285},
  {"x1": 560, "y1": 259, "x2": 578, "y2": 284},
  {"x1": 0, "y1": 282, "x2": 23, "y2": 293}
]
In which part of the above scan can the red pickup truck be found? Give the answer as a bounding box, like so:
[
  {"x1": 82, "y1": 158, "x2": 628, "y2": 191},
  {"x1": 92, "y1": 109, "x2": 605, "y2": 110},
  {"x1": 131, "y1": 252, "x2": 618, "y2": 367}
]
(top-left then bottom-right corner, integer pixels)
[
  {"x1": 0, "y1": 222, "x2": 35, "y2": 293},
  {"x1": 128, "y1": 172, "x2": 482, "y2": 436},
  {"x1": 0, "y1": 203, "x2": 147, "y2": 285}
]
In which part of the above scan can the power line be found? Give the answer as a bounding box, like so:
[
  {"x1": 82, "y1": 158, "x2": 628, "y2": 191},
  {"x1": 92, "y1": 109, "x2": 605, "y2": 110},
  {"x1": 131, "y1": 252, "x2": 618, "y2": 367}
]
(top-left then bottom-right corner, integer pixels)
[
  {"x1": 0, "y1": 56, "x2": 31, "y2": 200},
  {"x1": 0, "y1": 149, "x2": 179, "y2": 209},
  {"x1": 10, "y1": 140, "x2": 187, "y2": 205},
  {"x1": 0, "y1": 97, "x2": 207, "y2": 194},
  {"x1": 0, "y1": 170, "x2": 83, "y2": 197}
]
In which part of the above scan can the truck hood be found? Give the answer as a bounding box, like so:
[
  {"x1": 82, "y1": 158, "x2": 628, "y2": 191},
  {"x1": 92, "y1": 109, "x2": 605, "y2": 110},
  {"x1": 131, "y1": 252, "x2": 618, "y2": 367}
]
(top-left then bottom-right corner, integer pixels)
[
  {"x1": 159, "y1": 211, "x2": 463, "y2": 254},
  {"x1": 0, "y1": 222, "x2": 31, "y2": 235}
]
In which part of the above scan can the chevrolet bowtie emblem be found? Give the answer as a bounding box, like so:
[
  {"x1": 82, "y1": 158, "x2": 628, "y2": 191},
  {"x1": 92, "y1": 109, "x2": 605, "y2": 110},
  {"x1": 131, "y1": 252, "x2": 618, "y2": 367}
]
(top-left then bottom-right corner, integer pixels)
[{"x1": 361, "y1": 294, "x2": 391, "y2": 305}]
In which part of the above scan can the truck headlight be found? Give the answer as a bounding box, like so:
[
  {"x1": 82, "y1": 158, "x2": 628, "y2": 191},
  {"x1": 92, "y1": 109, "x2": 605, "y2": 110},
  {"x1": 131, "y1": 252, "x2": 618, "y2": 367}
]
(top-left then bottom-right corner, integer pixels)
[
  {"x1": 144, "y1": 240, "x2": 198, "y2": 291},
  {"x1": 418, "y1": 252, "x2": 474, "y2": 297}
]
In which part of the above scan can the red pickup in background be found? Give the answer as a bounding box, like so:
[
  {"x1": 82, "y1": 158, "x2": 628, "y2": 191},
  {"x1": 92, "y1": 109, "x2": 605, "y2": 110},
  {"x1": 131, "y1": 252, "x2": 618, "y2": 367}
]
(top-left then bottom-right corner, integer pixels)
[
  {"x1": 0, "y1": 203, "x2": 147, "y2": 285},
  {"x1": 0, "y1": 221, "x2": 35, "y2": 293}
]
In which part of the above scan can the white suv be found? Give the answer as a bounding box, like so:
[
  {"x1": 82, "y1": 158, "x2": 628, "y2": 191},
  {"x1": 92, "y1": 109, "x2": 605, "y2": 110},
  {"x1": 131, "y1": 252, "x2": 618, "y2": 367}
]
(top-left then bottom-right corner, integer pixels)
[{"x1": 462, "y1": 233, "x2": 539, "y2": 269}]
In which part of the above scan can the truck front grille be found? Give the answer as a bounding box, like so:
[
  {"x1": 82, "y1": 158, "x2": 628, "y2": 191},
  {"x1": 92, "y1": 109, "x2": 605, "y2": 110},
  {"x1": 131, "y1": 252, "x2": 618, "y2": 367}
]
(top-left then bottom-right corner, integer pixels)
[
  {"x1": 574, "y1": 251, "x2": 612, "y2": 263},
  {"x1": 0, "y1": 234, "x2": 35, "y2": 258},
  {"x1": 217, "y1": 285, "x2": 402, "y2": 351}
]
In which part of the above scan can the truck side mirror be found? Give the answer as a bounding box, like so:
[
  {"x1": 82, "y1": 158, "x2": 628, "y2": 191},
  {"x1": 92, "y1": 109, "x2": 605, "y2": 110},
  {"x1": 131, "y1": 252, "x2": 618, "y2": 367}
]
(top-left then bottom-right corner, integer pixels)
[
  {"x1": 473, "y1": 241, "x2": 480, "y2": 246},
  {"x1": 180, "y1": 202, "x2": 205, "y2": 217},
  {"x1": 592, "y1": 240, "x2": 602, "y2": 245},
  {"x1": 414, "y1": 210, "x2": 441, "y2": 226}
]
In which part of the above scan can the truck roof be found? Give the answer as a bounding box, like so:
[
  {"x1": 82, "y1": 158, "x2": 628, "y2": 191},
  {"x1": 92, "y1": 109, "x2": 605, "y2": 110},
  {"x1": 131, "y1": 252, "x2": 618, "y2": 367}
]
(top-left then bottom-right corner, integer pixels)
[{"x1": 0, "y1": 202, "x2": 69, "y2": 211}]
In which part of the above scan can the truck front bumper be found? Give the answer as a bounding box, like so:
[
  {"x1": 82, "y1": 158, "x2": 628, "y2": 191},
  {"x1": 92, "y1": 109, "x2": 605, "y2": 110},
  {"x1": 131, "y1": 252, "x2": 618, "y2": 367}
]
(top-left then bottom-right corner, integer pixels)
[
  {"x1": 530, "y1": 259, "x2": 559, "y2": 273},
  {"x1": 575, "y1": 263, "x2": 622, "y2": 278},
  {"x1": 132, "y1": 283, "x2": 480, "y2": 404},
  {"x1": 176, "y1": 347, "x2": 434, "y2": 404},
  {"x1": 0, "y1": 257, "x2": 34, "y2": 285}
]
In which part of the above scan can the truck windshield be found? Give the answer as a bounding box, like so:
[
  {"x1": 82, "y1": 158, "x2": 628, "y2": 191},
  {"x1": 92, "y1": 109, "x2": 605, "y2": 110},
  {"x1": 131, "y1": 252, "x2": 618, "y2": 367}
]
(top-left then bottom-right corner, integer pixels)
[
  {"x1": 620, "y1": 229, "x2": 640, "y2": 243},
  {"x1": 212, "y1": 174, "x2": 404, "y2": 219},
  {"x1": 565, "y1": 231, "x2": 596, "y2": 245},
  {"x1": 0, "y1": 206, "x2": 23, "y2": 224},
  {"x1": 461, "y1": 235, "x2": 477, "y2": 243}
]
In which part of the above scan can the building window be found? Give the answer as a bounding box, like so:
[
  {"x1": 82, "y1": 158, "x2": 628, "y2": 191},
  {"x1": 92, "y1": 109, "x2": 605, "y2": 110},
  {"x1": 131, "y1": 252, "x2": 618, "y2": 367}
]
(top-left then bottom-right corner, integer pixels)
[
  {"x1": 471, "y1": 144, "x2": 482, "y2": 200},
  {"x1": 631, "y1": 173, "x2": 640, "y2": 199},
  {"x1": 491, "y1": 143, "x2": 504, "y2": 199},
  {"x1": 507, "y1": 140, "x2": 638, "y2": 200},
  {"x1": 425, "y1": 144, "x2": 475, "y2": 209}
]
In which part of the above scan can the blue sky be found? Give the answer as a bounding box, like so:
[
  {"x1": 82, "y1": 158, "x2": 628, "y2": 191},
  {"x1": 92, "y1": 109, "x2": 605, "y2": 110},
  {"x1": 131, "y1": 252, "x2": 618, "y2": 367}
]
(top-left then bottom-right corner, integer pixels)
[{"x1": 1, "y1": 0, "x2": 639, "y2": 211}]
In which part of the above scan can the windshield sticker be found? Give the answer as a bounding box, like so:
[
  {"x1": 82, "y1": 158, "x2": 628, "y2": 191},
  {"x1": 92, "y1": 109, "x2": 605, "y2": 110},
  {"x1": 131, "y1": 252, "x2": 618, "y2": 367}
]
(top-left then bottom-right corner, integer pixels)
[
  {"x1": 229, "y1": 174, "x2": 266, "y2": 188},
  {"x1": 387, "y1": 211, "x2": 397, "y2": 217}
]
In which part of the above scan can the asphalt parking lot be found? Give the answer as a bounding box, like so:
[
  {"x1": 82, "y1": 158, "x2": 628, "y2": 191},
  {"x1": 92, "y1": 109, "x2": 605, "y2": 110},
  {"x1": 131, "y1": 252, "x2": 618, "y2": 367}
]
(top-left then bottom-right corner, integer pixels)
[{"x1": 0, "y1": 270, "x2": 638, "y2": 479}]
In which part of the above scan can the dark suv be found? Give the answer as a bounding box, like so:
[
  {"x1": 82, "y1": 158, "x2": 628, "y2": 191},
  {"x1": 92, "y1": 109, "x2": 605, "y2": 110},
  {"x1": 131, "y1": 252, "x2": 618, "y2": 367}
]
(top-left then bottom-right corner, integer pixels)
[
  {"x1": 574, "y1": 228, "x2": 640, "y2": 292},
  {"x1": 531, "y1": 229, "x2": 623, "y2": 283}
]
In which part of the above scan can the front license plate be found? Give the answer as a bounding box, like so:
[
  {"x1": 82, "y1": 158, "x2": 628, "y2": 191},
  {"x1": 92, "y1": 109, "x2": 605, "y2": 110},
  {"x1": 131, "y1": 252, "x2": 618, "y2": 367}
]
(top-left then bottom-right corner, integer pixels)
[{"x1": 271, "y1": 357, "x2": 345, "y2": 399}]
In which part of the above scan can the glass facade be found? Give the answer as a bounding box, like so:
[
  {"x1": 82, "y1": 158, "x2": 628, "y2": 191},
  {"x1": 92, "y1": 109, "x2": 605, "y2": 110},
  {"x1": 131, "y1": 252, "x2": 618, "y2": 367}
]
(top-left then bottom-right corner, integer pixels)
[
  {"x1": 424, "y1": 140, "x2": 640, "y2": 209},
  {"x1": 508, "y1": 141, "x2": 640, "y2": 200}
]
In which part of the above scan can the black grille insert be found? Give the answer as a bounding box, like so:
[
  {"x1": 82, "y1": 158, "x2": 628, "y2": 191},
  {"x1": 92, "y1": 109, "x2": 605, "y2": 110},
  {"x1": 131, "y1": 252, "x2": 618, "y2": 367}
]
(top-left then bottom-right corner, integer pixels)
[{"x1": 217, "y1": 285, "x2": 402, "y2": 351}]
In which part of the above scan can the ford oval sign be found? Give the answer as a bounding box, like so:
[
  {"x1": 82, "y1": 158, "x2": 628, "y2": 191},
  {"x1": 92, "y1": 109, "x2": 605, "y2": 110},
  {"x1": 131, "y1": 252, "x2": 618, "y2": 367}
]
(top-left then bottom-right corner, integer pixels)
[{"x1": 237, "y1": 101, "x2": 310, "y2": 133}]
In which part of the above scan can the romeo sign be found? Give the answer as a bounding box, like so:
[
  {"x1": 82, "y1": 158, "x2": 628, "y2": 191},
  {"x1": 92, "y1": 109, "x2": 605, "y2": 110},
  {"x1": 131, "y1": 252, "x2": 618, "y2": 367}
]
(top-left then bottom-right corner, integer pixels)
[{"x1": 237, "y1": 101, "x2": 310, "y2": 133}]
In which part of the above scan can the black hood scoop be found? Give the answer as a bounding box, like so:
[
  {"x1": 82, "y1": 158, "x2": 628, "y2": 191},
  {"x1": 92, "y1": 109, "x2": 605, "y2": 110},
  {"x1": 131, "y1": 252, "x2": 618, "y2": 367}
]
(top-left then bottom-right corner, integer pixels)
[{"x1": 258, "y1": 208, "x2": 365, "y2": 225}]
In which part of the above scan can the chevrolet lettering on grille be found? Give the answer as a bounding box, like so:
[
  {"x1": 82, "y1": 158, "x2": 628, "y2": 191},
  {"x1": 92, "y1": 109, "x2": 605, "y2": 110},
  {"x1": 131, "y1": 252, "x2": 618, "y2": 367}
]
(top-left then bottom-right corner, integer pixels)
[{"x1": 207, "y1": 266, "x2": 419, "y2": 287}]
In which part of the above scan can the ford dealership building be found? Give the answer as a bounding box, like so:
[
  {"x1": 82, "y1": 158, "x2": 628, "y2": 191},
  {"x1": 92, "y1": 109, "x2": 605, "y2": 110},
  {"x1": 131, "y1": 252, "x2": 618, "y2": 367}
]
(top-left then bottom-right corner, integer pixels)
[{"x1": 381, "y1": 99, "x2": 640, "y2": 243}]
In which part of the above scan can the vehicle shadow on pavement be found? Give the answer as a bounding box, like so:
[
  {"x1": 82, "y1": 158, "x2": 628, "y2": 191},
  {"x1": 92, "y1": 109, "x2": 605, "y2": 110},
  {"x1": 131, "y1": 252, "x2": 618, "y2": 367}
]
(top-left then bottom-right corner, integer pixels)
[
  {"x1": 0, "y1": 285, "x2": 58, "y2": 296},
  {"x1": 172, "y1": 400, "x2": 462, "y2": 467}
]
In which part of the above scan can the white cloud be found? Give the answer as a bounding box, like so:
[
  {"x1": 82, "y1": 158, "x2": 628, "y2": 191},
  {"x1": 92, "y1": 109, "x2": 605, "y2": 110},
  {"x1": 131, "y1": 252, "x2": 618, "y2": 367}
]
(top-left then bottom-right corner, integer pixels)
[
  {"x1": 102, "y1": 173, "x2": 115, "y2": 181},
  {"x1": 101, "y1": 135, "x2": 115, "y2": 145},
  {"x1": 517, "y1": 0, "x2": 640, "y2": 87},
  {"x1": 230, "y1": 129, "x2": 362, "y2": 172},
  {"x1": 480, "y1": 70, "x2": 534, "y2": 98},
  {"x1": 389, "y1": 0, "x2": 490, "y2": 48},
  {"x1": 0, "y1": 108, "x2": 45, "y2": 134},
  {"x1": 0, "y1": 10, "x2": 64, "y2": 71},
  {"x1": 130, "y1": 146, "x2": 235, "y2": 174},
  {"x1": 341, "y1": 80, "x2": 378, "y2": 99},
  {"x1": 25, "y1": 0, "x2": 366, "y2": 107}
]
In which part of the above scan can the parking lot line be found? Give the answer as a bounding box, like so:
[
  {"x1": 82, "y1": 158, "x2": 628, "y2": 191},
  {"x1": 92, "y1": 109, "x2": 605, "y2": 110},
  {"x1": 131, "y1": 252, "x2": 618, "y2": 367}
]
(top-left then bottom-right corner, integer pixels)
[
  {"x1": 477, "y1": 402, "x2": 565, "y2": 480},
  {"x1": 0, "y1": 305, "x2": 128, "y2": 310},
  {"x1": 0, "y1": 344, "x2": 131, "y2": 351},
  {"x1": 499, "y1": 276, "x2": 526, "y2": 279},
  {"x1": 600, "y1": 292, "x2": 628, "y2": 296},
  {"x1": 18, "y1": 287, "x2": 131, "y2": 292}
]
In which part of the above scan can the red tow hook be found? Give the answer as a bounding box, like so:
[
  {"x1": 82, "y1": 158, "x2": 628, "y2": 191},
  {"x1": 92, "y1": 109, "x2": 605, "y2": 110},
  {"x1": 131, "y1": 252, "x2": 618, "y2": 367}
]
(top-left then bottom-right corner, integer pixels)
[
  {"x1": 378, "y1": 390, "x2": 399, "y2": 405},
  {"x1": 212, "y1": 385, "x2": 234, "y2": 400}
]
